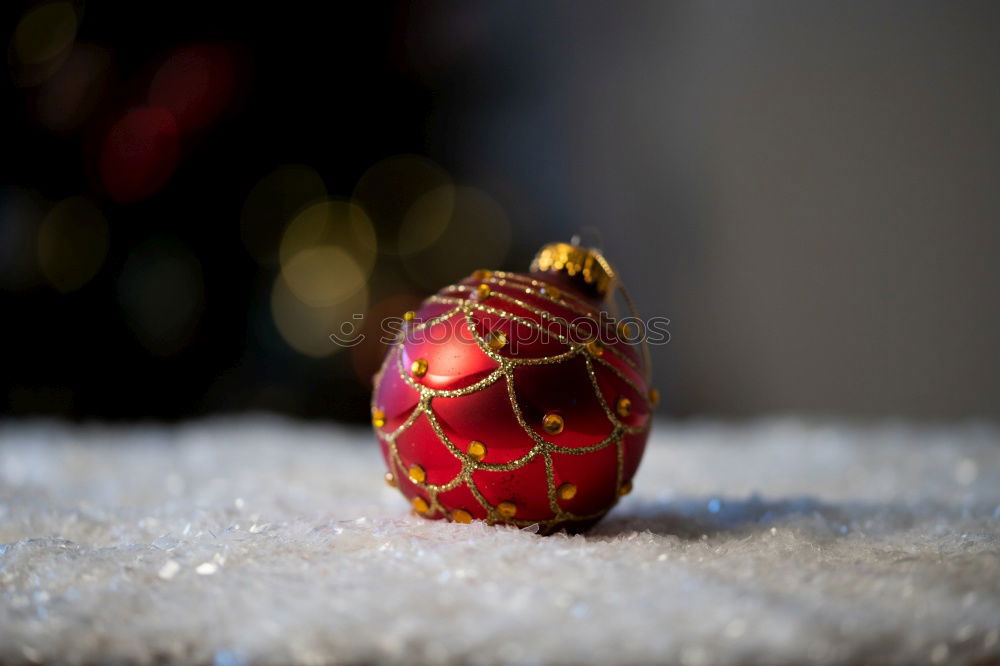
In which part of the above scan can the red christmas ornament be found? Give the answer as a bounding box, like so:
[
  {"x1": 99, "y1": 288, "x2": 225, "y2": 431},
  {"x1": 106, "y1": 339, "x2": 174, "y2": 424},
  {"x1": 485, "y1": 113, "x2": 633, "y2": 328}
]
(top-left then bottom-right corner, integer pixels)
[{"x1": 371, "y1": 242, "x2": 655, "y2": 533}]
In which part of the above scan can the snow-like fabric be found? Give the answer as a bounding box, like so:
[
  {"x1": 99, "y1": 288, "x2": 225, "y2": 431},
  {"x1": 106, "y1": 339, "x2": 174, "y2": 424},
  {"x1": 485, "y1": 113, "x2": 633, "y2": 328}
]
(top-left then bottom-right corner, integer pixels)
[{"x1": 1, "y1": 417, "x2": 998, "y2": 665}]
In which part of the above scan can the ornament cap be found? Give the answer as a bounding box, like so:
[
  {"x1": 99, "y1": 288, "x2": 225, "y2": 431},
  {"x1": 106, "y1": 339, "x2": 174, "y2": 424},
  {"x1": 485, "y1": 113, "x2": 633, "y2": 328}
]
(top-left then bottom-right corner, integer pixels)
[{"x1": 529, "y1": 241, "x2": 616, "y2": 298}]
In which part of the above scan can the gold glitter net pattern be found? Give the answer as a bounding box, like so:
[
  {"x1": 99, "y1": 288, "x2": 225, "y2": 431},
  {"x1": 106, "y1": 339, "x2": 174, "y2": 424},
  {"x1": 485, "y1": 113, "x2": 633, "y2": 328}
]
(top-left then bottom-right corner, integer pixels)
[
  {"x1": 454, "y1": 270, "x2": 652, "y2": 384},
  {"x1": 372, "y1": 277, "x2": 651, "y2": 532}
]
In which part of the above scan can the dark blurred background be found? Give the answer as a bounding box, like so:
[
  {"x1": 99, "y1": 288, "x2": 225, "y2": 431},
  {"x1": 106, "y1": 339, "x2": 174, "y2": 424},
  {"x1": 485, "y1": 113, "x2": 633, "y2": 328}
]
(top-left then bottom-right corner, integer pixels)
[{"x1": 2, "y1": 1, "x2": 999, "y2": 423}]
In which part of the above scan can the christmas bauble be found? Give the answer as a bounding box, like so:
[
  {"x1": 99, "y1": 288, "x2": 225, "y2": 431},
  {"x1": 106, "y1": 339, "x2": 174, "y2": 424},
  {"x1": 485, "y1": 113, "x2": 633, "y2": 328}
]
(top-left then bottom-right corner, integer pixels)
[{"x1": 371, "y1": 242, "x2": 654, "y2": 533}]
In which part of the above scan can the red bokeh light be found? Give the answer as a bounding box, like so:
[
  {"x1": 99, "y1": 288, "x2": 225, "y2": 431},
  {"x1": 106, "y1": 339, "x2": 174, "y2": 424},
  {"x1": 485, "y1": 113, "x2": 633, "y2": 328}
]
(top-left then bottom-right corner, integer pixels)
[
  {"x1": 99, "y1": 107, "x2": 179, "y2": 204},
  {"x1": 148, "y1": 44, "x2": 235, "y2": 136}
]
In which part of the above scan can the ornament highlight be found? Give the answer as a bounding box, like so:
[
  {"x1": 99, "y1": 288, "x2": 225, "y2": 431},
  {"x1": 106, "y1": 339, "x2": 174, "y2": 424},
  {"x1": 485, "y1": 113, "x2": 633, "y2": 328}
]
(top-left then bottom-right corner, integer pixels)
[{"x1": 371, "y1": 241, "x2": 655, "y2": 533}]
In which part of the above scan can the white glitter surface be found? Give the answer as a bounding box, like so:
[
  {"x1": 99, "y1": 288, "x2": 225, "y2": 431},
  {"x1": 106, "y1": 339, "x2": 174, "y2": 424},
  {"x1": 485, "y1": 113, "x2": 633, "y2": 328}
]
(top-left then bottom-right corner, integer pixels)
[{"x1": 1, "y1": 417, "x2": 999, "y2": 665}]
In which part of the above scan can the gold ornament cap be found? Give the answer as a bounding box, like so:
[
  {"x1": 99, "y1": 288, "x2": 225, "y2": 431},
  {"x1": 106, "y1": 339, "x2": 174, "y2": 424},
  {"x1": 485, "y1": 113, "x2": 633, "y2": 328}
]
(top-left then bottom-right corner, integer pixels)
[{"x1": 529, "y1": 241, "x2": 616, "y2": 298}]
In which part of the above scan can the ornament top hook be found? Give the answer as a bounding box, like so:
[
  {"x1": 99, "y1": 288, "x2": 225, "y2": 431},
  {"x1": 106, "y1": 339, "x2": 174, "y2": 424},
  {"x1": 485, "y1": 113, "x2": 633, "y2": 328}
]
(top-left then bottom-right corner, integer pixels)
[
  {"x1": 569, "y1": 225, "x2": 603, "y2": 251},
  {"x1": 529, "y1": 240, "x2": 617, "y2": 299}
]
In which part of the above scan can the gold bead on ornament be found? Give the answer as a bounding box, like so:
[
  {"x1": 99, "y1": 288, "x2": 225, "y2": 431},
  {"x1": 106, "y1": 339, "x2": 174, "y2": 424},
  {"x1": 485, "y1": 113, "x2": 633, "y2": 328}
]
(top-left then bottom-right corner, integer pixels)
[
  {"x1": 410, "y1": 358, "x2": 428, "y2": 378},
  {"x1": 616, "y1": 397, "x2": 632, "y2": 418},
  {"x1": 619, "y1": 480, "x2": 633, "y2": 496},
  {"x1": 403, "y1": 310, "x2": 417, "y2": 323},
  {"x1": 585, "y1": 339, "x2": 604, "y2": 357},
  {"x1": 451, "y1": 509, "x2": 473, "y2": 524},
  {"x1": 486, "y1": 330, "x2": 507, "y2": 351},
  {"x1": 497, "y1": 501, "x2": 517, "y2": 519},
  {"x1": 648, "y1": 388, "x2": 660, "y2": 406},
  {"x1": 408, "y1": 464, "x2": 426, "y2": 483},
  {"x1": 412, "y1": 496, "x2": 430, "y2": 513},
  {"x1": 472, "y1": 269, "x2": 493, "y2": 282},
  {"x1": 557, "y1": 482, "x2": 577, "y2": 501},
  {"x1": 467, "y1": 440, "x2": 487, "y2": 461},
  {"x1": 371, "y1": 408, "x2": 386, "y2": 428},
  {"x1": 472, "y1": 283, "x2": 491, "y2": 301},
  {"x1": 542, "y1": 412, "x2": 564, "y2": 435},
  {"x1": 384, "y1": 472, "x2": 397, "y2": 487}
]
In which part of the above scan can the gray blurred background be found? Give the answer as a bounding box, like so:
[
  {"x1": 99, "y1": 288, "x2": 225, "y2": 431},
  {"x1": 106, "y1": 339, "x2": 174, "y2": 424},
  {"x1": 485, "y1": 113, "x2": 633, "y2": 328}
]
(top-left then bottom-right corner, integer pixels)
[
  {"x1": 2, "y1": 0, "x2": 998, "y2": 421},
  {"x1": 416, "y1": 0, "x2": 1000, "y2": 419}
]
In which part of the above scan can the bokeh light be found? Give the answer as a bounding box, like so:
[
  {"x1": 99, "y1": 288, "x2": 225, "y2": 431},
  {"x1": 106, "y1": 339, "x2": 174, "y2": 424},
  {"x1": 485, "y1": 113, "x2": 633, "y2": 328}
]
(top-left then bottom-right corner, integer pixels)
[
  {"x1": 351, "y1": 154, "x2": 451, "y2": 255},
  {"x1": 35, "y1": 43, "x2": 112, "y2": 132},
  {"x1": 99, "y1": 107, "x2": 180, "y2": 204},
  {"x1": 0, "y1": 187, "x2": 47, "y2": 290},
  {"x1": 37, "y1": 196, "x2": 109, "y2": 292},
  {"x1": 281, "y1": 245, "x2": 367, "y2": 308},
  {"x1": 270, "y1": 270, "x2": 368, "y2": 358},
  {"x1": 240, "y1": 165, "x2": 327, "y2": 264},
  {"x1": 279, "y1": 198, "x2": 377, "y2": 285},
  {"x1": 401, "y1": 186, "x2": 511, "y2": 290},
  {"x1": 9, "y1": 1, "x2": 78, "y2": 87},
  {"x1": 271, "y1": 197, "x2": 376, "y2": 358},
  {"x1": 148, "y1": 44, "x2": 236, "y2": 135},
  {"x1": 397, "y1": 184, "x2": 454, "y2": 254},
  {"x1": 117, "y1": 237, "x2": 205, "y2": 356}
]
